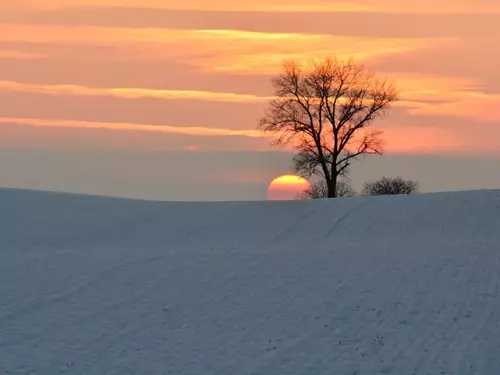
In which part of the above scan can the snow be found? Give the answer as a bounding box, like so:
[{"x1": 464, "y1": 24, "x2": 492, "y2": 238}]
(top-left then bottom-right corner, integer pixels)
[{"x1": 1, "y1": 187, "x2": 500, "y2": 374}]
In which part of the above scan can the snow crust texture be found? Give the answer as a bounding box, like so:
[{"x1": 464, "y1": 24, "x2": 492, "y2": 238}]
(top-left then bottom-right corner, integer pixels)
[{"x1": 1, "y1": 188, "x2": 500, "y2": 374}]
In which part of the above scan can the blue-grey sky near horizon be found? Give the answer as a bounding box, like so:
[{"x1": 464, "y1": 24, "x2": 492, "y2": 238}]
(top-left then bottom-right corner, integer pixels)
[
  {"x1": 1, "y1": 0, "x2": 499, "y2": 200},
  {"x1": 2, "y1": 149, "x2": 499, "y2": 201}
]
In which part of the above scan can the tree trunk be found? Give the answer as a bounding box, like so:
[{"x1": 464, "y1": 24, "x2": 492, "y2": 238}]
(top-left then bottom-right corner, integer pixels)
[
  {"x1": 327, "y1": 156, "x2": 338, "y2": 198},
  {"x1": 327, "y1": 175, "x2": 338, "y2": 198}
]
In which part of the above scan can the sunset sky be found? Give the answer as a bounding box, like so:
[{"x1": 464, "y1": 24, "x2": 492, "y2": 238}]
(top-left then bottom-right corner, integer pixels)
[{"x1": 1, "y1": 0, "x2": 499, "y2": 200}]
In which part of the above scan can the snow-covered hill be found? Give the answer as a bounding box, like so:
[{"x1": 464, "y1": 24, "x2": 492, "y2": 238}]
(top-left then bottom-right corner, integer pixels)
[{"x1": 1, "y1": 188, "x2": 500, "y2": 374}]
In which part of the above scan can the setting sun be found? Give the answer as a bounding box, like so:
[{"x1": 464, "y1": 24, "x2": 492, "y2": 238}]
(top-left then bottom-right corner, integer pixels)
[{"x1": 267, "y1": 175, "x2": 311, "y2": 201}]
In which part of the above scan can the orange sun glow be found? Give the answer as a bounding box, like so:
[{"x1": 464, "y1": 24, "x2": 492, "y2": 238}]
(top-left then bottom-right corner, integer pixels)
[{"x1": 267, "y1": 175, "x2": 311, "y2": 201}]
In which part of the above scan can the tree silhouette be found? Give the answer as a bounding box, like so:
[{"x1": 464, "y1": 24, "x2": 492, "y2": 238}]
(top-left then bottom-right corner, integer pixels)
[
  {"x1": 297, "y1": 179, "x2": 356, "y2": 200},
  {"x1": 258, "y1": 57, "x2": 398, "y2": 198},
  {"x1": 363, "y1": 176, "x2": 419, "y2": 196}
]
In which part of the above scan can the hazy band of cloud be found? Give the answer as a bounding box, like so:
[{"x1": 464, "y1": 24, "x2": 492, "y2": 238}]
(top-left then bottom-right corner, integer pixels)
[
  {"x1": 0, "y1": 81, "x2": 272, "y2": 103},
  {"x1": 4, "y1": 8, "x2": 498, "y2": 42},
  {"x1": 0, "y1": 117, "x2": 264, "y2": 138},
  {"x1": 2, "y1": 74, "x2": 499, "y2": 122},
  {"x1": 9, "y1": 0, "x2": 500, "y2": 14},
  {"x1": 0, "y1": 116, "x2": 478, "y2": 155},
  {"x1": 0, "y1": 50, "x2": 45, "y2": 60},
  {"x1": 0, "y1": 24, "x2": 455, "y2": 74}
]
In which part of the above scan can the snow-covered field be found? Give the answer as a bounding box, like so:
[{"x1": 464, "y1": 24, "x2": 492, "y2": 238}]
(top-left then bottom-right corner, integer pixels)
[{"x1": 1, "y1": 188, "x2": 500, "y2": 374}]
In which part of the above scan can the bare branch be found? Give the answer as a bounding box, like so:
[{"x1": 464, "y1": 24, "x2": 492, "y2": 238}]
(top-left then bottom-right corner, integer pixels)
[
  {"x1": 258, "y1": 57, "x2": 398, "y2": 198},
  {"x1": 296, "y1": 179, "x2": 356, "y2": 200},
  {"x1": 363, "y1": 177, "x2": 419, "y2": 196}
]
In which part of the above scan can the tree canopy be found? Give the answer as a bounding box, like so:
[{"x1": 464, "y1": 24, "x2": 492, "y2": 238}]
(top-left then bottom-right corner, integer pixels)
[{"x1": 259, "y1": 57, "x2": 398, "y2": 198}]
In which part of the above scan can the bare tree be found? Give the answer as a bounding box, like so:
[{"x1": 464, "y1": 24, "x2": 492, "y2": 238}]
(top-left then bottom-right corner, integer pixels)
[
  {"x1": 258, "y1": 57, "x2": 398, "y2": 198},
  {"x1": 297, "y1": 179, "x2": 356, "y2": 200},
  {"x1": 363, "y1": 176, "x2": 419, "y2": 196}
]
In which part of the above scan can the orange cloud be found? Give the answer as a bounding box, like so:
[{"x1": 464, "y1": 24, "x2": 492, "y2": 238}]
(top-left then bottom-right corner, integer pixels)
[
  {"x1": 0, "y1": 50, "x2": 45, "y2": 60},
  {"x1": 409, "y1": 97, "x2": 500, "y2": 122},
  {"x1": 12, "y1": 0, "x2": 500, "y2": 13},
  {"x1": 261, "y1": 123, "x2": 470, "y2": 156},
  {"x1": 0, "y1": 24, "x2": 454, "y2": 74},
  {"x1": 0, "y1": 121, "x2": 272, "y2": 151},
  {"x1": 389, "y1": 73, "x2": 500, "y2": 121},
  {"x1": 3, "y1": 72, "x2": 497, "y2": 123},
  {"x1": 1, "y1": 73, "x2": 494, "y2": 118},
  {"x1": 0, "y1": 117, "x2": 264, "y2": 138},
  {"x1": 10, "y1": 0, "x2": 367, "y2": 12},
  {"x1": 1, "y1": 116, "x2": 497, "y2": 156},
  {"x1": 379, "y1": 125, "x2": 466, "y2": 154},
  {"x1": 354, "y1": 0, "x2": 500, "y2": 14},
  {"x1": 1, "y1": 73, "x2": 490, "y2": 110},
  {"x1": 0, "y1": 81, "x2": 271, "y2": 103},
  {"x1": 393, "y1": 74, "x2": 479, "y2": 100}
]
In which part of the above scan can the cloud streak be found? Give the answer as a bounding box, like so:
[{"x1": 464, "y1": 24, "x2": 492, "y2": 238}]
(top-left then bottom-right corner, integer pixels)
[
  {"x1": 10, "y1": 0, "x2": 500, "y2": 13},
  {"x1": 0, "y1": 117, "x2": 264, "y2": 138},
  {"x1": 0, "y1": 24, "x2": 453, "y2": 73},
  {"x1": 4, "y1": 116, "x2": 496, "y2": 156},
  {"x1": 0, "y1": 50, "x2": 45, "y2": 60},
  {"x1": 0, "y1": 81, "x2": 272, "y2": 103},
  {"x1": 3, "y1": 73, "x2": 499, "y2": 122}
]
